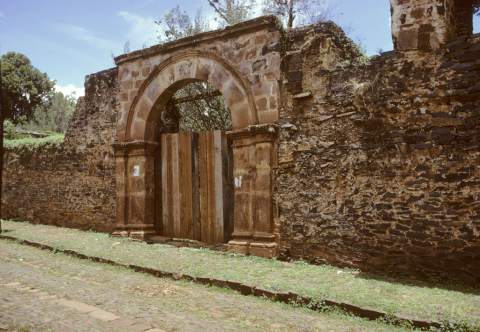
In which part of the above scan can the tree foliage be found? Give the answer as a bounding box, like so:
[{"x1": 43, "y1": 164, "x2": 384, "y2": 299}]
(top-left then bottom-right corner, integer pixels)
[
  {"x1": 27, "y1": 91, "x2": 77, "y2": 133},
  {"x1": 207, "y1": 0, "x2": 257, "y2": 27},
  {"x1": 1, "y1": 52, "x2": 55, "y2": 123},
  {"x1": 262, "y1": 0, "x2": 330, "y2": 28},
  {"x1": 156, "y1": 6, "x2": 211, "y2": 42},
  {"x1": 161, "y1": 82, "x2": 232, "y2": 133}
]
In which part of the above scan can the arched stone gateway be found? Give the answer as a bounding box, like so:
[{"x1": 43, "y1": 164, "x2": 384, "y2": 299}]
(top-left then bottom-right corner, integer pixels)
[
  {"x1": 126, "y1": 51, "x2": 258, "y2": 141},
  {"x1": 112, "y1": 16, "x2": 282, "y2": 258}
]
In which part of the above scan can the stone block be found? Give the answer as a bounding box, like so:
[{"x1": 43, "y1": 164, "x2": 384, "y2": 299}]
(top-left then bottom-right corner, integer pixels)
[
  {"x1": 89, "y1": 309, "x2": 121, "y2": 322},
  {"x1": 249, "y1": 245, "x2": 277, "y2": 258},
  {"x1": 397, "y1": 28, "x2": 418, "y2": 51},
  {"x1": 228, "y1": 241, "x2": 250, "y2": 255},
  {"x1": 226, "y1": 280, "x2": 242, "y2": 291},
  {"x1": 134, "y1": 79, "x2": 145, "y2": 89},
  {"x1": 122, "y1": 80, "x2": 134, "y2": 90},
  {"x1": 257, "y1": 97, "x2": 268, "y2": 111},
  {"x1": 111, "y1": 317, "x2": 137, "y2": 327},
  {"x1": 182, "y1": 274, "x2": 197, "y2": 282},
  {"x1": 212, "y1": 278, "x2": 227, "y2": 288},
  {"x1": 253, "y1": 287, "x2": 276, "y2": 299},
  {"x1": 142, "y1": 67, "x2": 151, "y2": 77},
  {"x1": 252, "y1": 59, "x2": 267, "y2": 72},
  {"x1": 240, "y1": 284, "x2": 254, "y2": 296},
  {"x1": 60, "y1": 300, "x2": 98, "y2": 313},
  {"x1": 258, "y1": 110, "x2": 279, "y2": 124},
  {"x1": 197, "y1": 276, "x2": 213, "y2": 286}
]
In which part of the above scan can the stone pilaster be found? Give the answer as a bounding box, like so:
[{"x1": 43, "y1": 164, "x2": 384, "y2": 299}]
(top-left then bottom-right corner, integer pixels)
[
  {"x1": 112, "y1": 141, "x2": 158, "y2": 240},
  {"x1": 227, "y1": 125, "x2": 279, "y2": 258}
]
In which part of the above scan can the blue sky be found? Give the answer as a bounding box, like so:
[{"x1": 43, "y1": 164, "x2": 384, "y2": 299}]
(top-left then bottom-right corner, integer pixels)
[{"x1": 1, "y1": 0, "x2": 476, "y2": 98}]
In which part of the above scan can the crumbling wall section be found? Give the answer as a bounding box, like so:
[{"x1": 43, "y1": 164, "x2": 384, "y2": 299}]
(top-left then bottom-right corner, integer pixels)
[
  {"x1": 454, "y1": 0, "x2": 474, "y2": 37},
  {"x1": 390, "y1": 0, "x2": 456, "y2": 51},
  {"x1": 276, "y1": 23, "x2": 480, "y2": 284},
  {"x1": 2, "y1": 68, "x2": 119, "y2": 232}
]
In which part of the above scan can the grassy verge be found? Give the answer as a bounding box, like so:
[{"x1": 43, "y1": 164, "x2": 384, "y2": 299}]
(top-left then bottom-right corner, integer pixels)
[
  {"x1": 0, "y1": 240, "x2": 418, "y2": 332},
  {"x1": 4, "y1": 135, "x2": 65, "y2": 152},
  {"x1": 2, "y1": 220, "x2": 479, "y2": 328}
]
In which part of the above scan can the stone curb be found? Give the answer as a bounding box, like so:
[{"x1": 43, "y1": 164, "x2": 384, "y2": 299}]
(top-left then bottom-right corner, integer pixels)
[{"x1": 0, "y1": 234, "x2": 449, "y2": 330}]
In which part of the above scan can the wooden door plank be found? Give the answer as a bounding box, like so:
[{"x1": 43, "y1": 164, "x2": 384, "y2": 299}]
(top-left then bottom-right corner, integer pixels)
[
  {"x1": 172, "y1": 133, "x2": 181, "y2": 238},
  {"x1": 165, "y1": 134, "x2": 175, "y2": 237},
  {"x1": 220, "y1": 130, "x2": 232, "y2": 242},
  {"x1": 161, "y1": 134, "x2": 168, "y2": 237},
  {"x1": 199, "y1": 131, "x2": 209, "y2": 243},
  {"x1": 227, "y1": 134, "x2": 234, "y2": 242},
  {"x1": 177, "y1": 132, "x2": 186, "y2": 239},
  {"x1": 155, "y1": 133, "x2": 163, "y2": 236},
  {"x1": 183, "y1": 131, "x2": 194, "y2": 240},
  {"x1": 206, "y1": 131, "x2": 217, "y2": 243},
  {"x1": 192, "y1": 132, "x2": 201, "y2": 241},
  {"x1": 214, "y1": 130, "x2": 224, "y2": 244}
]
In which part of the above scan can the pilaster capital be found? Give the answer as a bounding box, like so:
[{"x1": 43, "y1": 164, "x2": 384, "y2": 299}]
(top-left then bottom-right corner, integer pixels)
[{"x1": 112, "y1": 140, "x2": 158, "y2": 156}]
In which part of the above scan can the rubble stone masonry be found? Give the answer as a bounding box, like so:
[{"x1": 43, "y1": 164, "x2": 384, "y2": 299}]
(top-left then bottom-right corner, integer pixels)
[
  {"x1": 2, "y1": 68, "x2": 119, "y2": 233},
  {"x1": 276, "y1": 22, "x2": 480, "y2": 284}
]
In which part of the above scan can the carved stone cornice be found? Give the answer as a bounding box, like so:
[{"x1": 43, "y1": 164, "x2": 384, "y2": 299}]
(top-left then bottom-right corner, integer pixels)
[{"x1": 227, "y1": 124, "x2": 279, "y2": 142}]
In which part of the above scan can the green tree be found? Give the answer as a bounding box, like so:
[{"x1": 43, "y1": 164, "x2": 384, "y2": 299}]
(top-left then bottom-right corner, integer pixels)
[
  {"x1": 27, "y1": 91, "x2": 77, "y2": 133},
  {"x1": 207, "y1": 0, "x2": 257, "y2": 27},
  {"x1": 156, "y1": 6, "x2": 211, "y2": 42},
  {"x1": 168, "y1": 82, "x2": 232, "y2": 132},
  {"x1": 1, "y1": 52, "x2": 55, "y2": 123},
  {"x1": 261, "y1": 0, "x2": 331, "y2": 28}
]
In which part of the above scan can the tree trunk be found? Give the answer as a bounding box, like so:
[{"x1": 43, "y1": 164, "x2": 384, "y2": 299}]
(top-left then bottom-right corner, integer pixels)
[
  {"x1": 287, "y1": 0, "x2": 295, "y2": 28},
  {"x1": 0, "y1": 61, "x2": 3, "y2": 233}
]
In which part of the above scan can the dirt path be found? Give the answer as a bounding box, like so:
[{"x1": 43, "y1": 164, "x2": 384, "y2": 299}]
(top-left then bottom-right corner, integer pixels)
[{"x1": 0, "y1": 240, "x2": 407, "y2": 331}]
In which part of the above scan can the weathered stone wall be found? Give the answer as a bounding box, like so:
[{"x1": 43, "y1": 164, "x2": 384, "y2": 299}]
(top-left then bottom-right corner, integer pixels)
[
  {"x1": 2, "y1": 68, "x2": 119, "y2": 232},
  {"x1": 390, "y1": 0, "x2": 456, "y2": 51},
  {"x1": 276, "y1": 22, "x2": 480, "y2": 284},
  {"x1": 454, "y1": 0, "x2": 474, "y2": 37}
]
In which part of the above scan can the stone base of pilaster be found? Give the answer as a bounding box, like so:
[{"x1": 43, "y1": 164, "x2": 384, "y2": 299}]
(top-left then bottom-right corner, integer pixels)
[
  {"x1": 112, "y1": 224, "x2": 156, "y2": 240},
  {"x1": 111, "y1": 224, "x2": 129, "y2": 238},
  {"x1": 228, "y1": 240, "x2": 251, "y2": 255},
  {"x1": 249, "y1": 242, "x2": 278, "y2": 258}
]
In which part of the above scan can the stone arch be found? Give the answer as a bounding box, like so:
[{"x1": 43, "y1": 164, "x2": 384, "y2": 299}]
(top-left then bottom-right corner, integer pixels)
[
  {"x1": 113, "y1": 49, "x2": 279, "y2": 258},
  {"x1": 124, "y1": 51, "x2": 259, "y2": 142}
]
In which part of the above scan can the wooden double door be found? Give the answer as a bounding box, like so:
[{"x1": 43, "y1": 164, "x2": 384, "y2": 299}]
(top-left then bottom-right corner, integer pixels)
[{"x1": 155, "y1": 130, "x2": 234, "y2": 244}]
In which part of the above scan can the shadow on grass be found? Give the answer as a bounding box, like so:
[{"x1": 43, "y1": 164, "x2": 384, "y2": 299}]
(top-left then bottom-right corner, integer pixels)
[{"x1": 354, "y1": 269, "x2": 480, "y2": 296}]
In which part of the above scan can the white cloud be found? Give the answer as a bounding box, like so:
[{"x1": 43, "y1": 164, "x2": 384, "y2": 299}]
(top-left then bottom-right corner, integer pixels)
[
  {"x1": 60, "y1": 24, "x2": 118, "y2": 51},
  {"x1": 0, "y1": 10, "x2": 6, "y2": 25},
  {"x1": 118, "y1": 11, "x2": 159, "y2": 49},
  {"x1": 55, "y1": 84, "x2": 85, "y2": 98}
]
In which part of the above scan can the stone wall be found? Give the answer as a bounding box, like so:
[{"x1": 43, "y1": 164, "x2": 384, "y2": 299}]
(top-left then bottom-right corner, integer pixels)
[
  {"x1": 390, "y1": 0, "x2": 456, "y2": 51},
  {"x1": 2, "y1": 68, "x2": 119, "y2": 232},
  {"x1": 276, "y1": 22, "x2": 480, "y2": 284},
  {"x1": 454, "y1": 0, "x2": 474, "y2": 37}
]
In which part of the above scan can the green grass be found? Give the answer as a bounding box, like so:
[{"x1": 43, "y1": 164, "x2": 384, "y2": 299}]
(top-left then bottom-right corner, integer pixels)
[
  {"x1": 2, "y1": 220, "x2": 480, "y2": 329},
  {"x1": 34, "y1": 130, "x2": 61, "y2": 135},
  {"x1": 3, "y1": 135, "x2": 65, "y2": 152}
]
